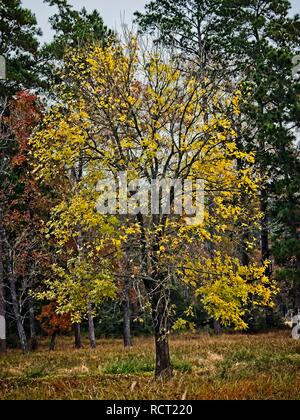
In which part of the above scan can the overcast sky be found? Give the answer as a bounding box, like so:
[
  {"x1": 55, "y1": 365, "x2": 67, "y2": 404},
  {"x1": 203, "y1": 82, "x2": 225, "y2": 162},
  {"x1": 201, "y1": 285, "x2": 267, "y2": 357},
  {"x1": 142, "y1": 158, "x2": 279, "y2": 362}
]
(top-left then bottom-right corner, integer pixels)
[
  {"x1": 21, "y1": 0, "x2": 147, "y2": 42},
  {"x1": 21, "y1": 0, "x2": 300, "y2": 43}
]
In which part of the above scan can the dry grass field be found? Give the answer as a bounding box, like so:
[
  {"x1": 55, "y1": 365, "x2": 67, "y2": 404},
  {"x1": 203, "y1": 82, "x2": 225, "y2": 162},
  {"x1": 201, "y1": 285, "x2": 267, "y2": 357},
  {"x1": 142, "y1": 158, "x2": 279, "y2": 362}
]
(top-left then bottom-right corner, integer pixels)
[{"x1": 1, "y1": 331, "x2": 300, "y2": 400}]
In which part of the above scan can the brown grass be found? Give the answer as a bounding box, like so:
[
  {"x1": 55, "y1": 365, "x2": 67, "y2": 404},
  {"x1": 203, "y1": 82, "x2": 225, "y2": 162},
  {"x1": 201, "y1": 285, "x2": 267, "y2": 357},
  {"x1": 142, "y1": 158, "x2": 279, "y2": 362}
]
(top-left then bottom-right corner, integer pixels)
[{"x1": 0, "y1": 331, "x2": 300, "y2": 400}]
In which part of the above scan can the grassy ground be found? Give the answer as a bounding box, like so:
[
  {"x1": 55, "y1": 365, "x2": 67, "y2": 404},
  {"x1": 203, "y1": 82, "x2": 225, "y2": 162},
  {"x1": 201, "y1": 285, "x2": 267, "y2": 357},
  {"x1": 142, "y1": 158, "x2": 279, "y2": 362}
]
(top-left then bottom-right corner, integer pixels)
[{"x1": 1, "y1": 331, "x2": 300, "y2": 400}]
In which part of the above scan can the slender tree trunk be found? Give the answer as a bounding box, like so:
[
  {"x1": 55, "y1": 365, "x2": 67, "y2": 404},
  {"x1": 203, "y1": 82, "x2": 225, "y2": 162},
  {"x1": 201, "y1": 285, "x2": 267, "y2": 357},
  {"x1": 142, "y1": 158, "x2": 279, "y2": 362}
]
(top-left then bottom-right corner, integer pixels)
[
  {"x1": 0, "y1": 210, "x2": 6, "y2": 353},
  {"x1": 7, "y1": 253, "x2": 28, "y2": 353},
  {"x1": 213, "y1": 320, "x2": 222, "y2": 335},
  {"x1": 29, "y1": 300, "x2": 38, "y2": 351},
  {"x1": 49, "y1": 331, "x2": 57, "y2": 351},
  {"x1": 123, "y1": 283, "x2": 132, "y2": 348},
  {"x1": 87, "y1": 306, "x2": 96, "y2": 349},
  {"x1": 122, "y1": 243, "x2": 133, "y2": 348},
  {"x1": 240, "y1": 225, "x2": 250, "y2": 267},
  {"x1": 293, "y1": 229, "x2": 300, "y2": 311},
  {"x1": 241, "y1": 234, "x2": 250, "y2": 266},
  {"x1": 74, "y1": 323, "x2": 82, "y2": 349},
  {"x1": 260, "y1": 188, "x2": 271, "y2": 277},
  {"x1": 206, "y1": 199, "x2": 223, "y2": 336},
  {"x1": 76, "y1": 227, "x2": 88, "y2": 348},
  {"x1": 152, "y1": 286, "x2": 173, "y2": 379},
  {"x1": 260, "y1": 187, "x2": 273, "y2": 327},
  {"x1": 236, "y1": 130, "x2": 250, "y2": 268}
]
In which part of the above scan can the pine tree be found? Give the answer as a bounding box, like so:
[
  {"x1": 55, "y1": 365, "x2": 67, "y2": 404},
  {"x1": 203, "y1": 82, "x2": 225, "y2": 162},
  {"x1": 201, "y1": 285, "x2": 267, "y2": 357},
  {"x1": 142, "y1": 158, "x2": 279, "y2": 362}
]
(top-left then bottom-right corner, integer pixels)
[
  {"x1": 0, "y1": 0, "x2": 41, "y2": 98},
  {"x1": 40, "y1": 0, "x2": 113, "y2": 87}
]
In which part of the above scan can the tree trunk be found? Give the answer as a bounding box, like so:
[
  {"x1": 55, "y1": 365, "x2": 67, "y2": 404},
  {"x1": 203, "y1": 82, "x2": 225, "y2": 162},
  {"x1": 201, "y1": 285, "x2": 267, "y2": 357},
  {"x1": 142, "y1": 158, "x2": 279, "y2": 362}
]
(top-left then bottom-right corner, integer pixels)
[
  {"x1": 7, "y1": 253, "x2": 28, "y2": 353},
  {"x1": 213, "y1": 319, "x2": 222, "y2": 335},
  {"x1": 74, "y1": 323, "x2": 82, "y2": 349},
  {"x1": 0, "y1": 210, "x2": 6, "y2": 353},
  {"x1": 123, "y1": 284, "x2": 132, "y2": 348},
  {"x1": 152, "y1": 287, "x2": 173, "y2": 379},
  {"x1": 49, "y1": 331, "x2": 57, "y2": 351},
  {"x1": 260, "y1": 188, "x2": 273, "y2": 327},
  {"x1": 236, "y1": 133, "x2": 250, "y2": 268},
  {"x1": 240, "y1": 230, "x2": 250, "y2": 266},
  {"x1": 260, "y1": 188, "x2": 271, "y2": 277},
  {"x1": 88, "y1": 306, "x2": 96, "y2": 349},
  {"x1": 29, "y1": 300, "x2": 38, "y2": 351}
]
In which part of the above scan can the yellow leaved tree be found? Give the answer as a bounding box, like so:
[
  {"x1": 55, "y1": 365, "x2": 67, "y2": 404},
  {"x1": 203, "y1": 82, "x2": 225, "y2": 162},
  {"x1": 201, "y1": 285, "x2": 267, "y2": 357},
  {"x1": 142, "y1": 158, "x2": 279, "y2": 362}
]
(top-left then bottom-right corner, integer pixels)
[{"x1": 31, "y1": 37, "x2": 277, "y2": 378}]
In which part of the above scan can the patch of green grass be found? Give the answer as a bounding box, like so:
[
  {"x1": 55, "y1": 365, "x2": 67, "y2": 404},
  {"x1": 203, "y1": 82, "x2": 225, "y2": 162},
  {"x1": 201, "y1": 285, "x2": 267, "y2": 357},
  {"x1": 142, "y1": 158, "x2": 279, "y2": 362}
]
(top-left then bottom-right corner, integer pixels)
[
  {"x1": 103, "y1": 355, "x2": 154, "y2": 375},
  {"x1": 103, "y1": 355, "x2": 192, "y2": 375},
  {"x1": 217, "y1": 343, "x2": 300, "y2": 381},
  {"x1": 172, "y1": 359, "x2": 192, "y2": 373},
  {"x1": 227, "y1": 347, "x2": 254, "y2": 363},
  {"x1": 24, "y1": 366, "x2": 48, "y2": 379},
  {"x1": 253, "y1": 351, "x2": 300, "y2": 373}
]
